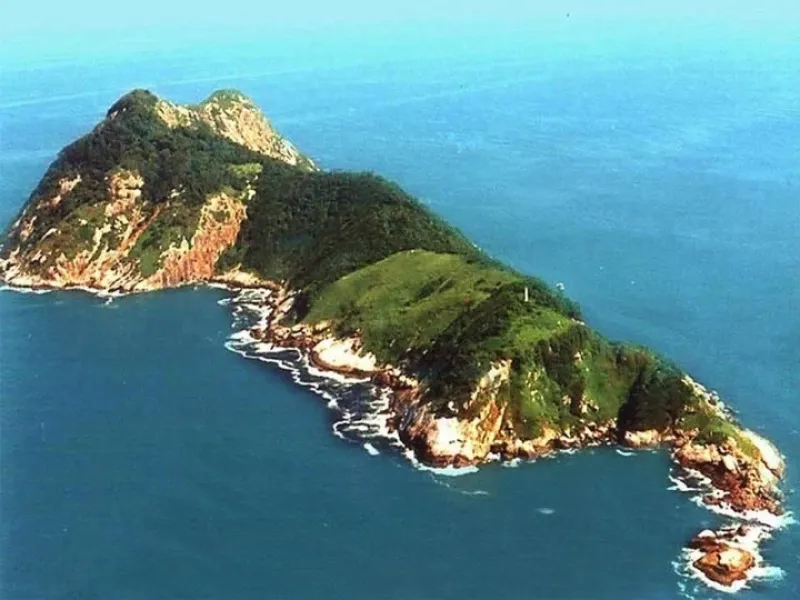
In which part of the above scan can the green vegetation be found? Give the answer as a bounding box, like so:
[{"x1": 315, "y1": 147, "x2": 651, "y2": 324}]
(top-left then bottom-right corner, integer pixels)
[
  {"x1": 302, "y1": 246, "x2": 698, "y2": 437},
  {"x1": 2, "y1": 88, "x2": 748, "y2": 449},
  {"x1": 3, "y1": 89, "x2": 280, "y2": 264},
  {"x1": 679, "y1": 407, "x2": 760, "y2": 459},
  {"x1": 229, "y1": 162, "x2": 263, "y2": 185},
  {"x1": 306, "y1": 250, "x2": 518, "y2": 362},
  {"x1": 130, "y1": 202, "x2": 201, "y2": 277},
  {"x1": 227, "y1": 160, "x2": 484, "y2": 294}
]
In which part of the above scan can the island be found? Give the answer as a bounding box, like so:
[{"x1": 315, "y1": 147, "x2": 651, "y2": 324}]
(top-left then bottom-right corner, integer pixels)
[{"x1": 0, "y1": 89, "x2": 787, "y2": 591}]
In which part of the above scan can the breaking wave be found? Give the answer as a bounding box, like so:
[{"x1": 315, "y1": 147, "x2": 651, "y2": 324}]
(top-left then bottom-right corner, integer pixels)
[{"x1": 222, "y1": 288, "x2": 477, "y2": 478}]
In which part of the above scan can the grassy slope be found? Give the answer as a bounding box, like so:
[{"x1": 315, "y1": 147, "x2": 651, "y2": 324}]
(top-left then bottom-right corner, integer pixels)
[
  {"x1": 306, "y1": 250, "x2": 519, "y2": 362},
  {"x1": 302, "y1": 247, "x2": 696, "y2": 438}
]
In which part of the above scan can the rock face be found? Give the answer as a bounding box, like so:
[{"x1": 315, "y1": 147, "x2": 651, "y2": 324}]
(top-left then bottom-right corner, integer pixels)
[
  {"x1": 674, "y1": 436, "x2": 784, "y2": 515},
  {"x1": 692, "y1": 539, "x2": 755, "y2": 586},
  {"x1": 687, "y1": 525, "x2": 769, "y2": 588},
  {"x1": 0, "y1": 182, "x2": 247, "y2": 293},
  {"x1": 141, "y1": 193, "x2": 245, "y2": 291},
  {"x1": 152, "y1": 90, "x2": 314, "y2": 168},
  {"x1": 1, "y1": 169, "x2": 152, "y2": 290},
  {"x1": 400, "y1": 360, "x2": 512, "y2": 467},
  {"x1": 622, "y1": 428, "x2": 663, "y2": 448}
]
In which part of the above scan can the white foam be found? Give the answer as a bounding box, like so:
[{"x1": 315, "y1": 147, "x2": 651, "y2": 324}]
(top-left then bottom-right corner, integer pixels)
[
  {"x1": 428, "y1": 473, "x2": 489, "y2": 496},
  {"x1": 615, "y1": 449, "x2": 635, "y2": 457},
  {"x1": 306, "y1": 362, "x2": 370, "y2": 384},
  {"x1": 668, "y1": 473, "x2": 703, "y2": 493},
  {"x1": 0, "y1": 284, "x2": 53, "y2": 295},
  {"x1": 689, "y1": 496, "x2": 795, "y2": 529},
  {"x1": 750, "y1": 564, "x2": 786, "y2": 583},
  {"x1": 222, "y1": 291, "x2": 423, "y2": 467},
  {"x1": 411, "y1": 461, "x2": 480, "y2": 477},
  {"x1": 536, "y1": 507, "x2": 555, "y2": 515}
]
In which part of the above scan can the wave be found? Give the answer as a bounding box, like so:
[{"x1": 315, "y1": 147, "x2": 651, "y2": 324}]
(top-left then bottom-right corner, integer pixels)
[
  {"x1": 688, "y1": 496, "x2": 795, "y2": 530},
  {"x1": 1, "y1": 284, "x2": 53, "y2": 295},
  {"x1": 222, "y1": 287, "x2": 497, "y2": 480},
  {"x1": 676, "y1": 522, "x2": 782, "y2": 595},
  {"x1": 0, "y1": 282, "x2": 130, "y2": 299},
  {"x1": 668, "y1": 465, "x2": 795, "y2": 530},
  {"x1": 223, "y1": 288, "x2": 419, "y2": 462},
  {"x1": 667, "y1": 473, "x2": 703, "y2": 493}
]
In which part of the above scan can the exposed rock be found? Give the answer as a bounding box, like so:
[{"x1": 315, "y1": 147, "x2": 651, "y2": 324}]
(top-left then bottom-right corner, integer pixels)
[
  {"x1": 399, "y1": 361, "x2": 511, "y2": 467},
  {"x1": 743, "y1": 429, "x2": 785, "y2": 477},
  {"x1": 105, "y1": 170, "x2": 142, "y2": 217},
  {"x1": 155, "y1": 92, "x2": 315, "y2": 168},
  {"x1": 687, "y1": 525, "x2": 767, "y2": 588},
  {"x1": 622, "y1": 429, "x2": 663, "y2": 448},
  {"x1": 674, "y1": 439, "x2": 782, "y2": 515},
  {"x1": 49, "y1": 175, "x2": 82, "y2": 210},
  {"x1": 310, "y1": 337, "x2": 378, "y2": 377},
  {"x1": 138, "y1": 193, "x2": 245, "y2": 291},
  {"x1": 0, "y1": 170, "x2": 153, "y2": 290},
  {"x1": 212, "y1": 268, "x2": 277, "y2": 290},
  {"x1": 0, "y1": 187, "x2": 247, "y2": 294},
  {"x1": 693, "y1": 543, "x2": 755, "y2": 587}
]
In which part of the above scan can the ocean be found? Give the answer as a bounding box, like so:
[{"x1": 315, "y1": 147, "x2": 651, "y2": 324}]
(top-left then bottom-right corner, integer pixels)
[{"x1": 1, "y1": 25, "x2": 798, "y2": 599}]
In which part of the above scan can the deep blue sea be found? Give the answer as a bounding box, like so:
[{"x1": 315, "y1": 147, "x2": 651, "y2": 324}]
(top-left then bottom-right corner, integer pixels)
[{"x1": 1, "y1": 26, "x2": 798, "y2": 599}]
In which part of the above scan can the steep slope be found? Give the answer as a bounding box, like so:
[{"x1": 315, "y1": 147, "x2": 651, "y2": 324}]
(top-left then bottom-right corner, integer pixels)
[
  {"x1": 0, "y1": 89, "x2": 312, "y2": 292},
  {"x1": 0, "y1": 89, "x2": 787, "y2": 590}
]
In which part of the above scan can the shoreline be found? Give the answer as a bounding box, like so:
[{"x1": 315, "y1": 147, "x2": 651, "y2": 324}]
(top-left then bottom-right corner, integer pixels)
[
  {"x1": 226, "y1": 282, "x2": 793, "y2": 593},
  {"x1": 1, "y1": 276, "x2": 790, "y2": 592}
]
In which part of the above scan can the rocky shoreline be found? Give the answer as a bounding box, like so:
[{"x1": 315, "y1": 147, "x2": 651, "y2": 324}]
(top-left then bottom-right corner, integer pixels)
[
  {"x1": 0, "y1": 275, "x2": 788, "y2": 591},
  {"x1": 236, "y1": 282, "x2": 787, "y2": 592}
]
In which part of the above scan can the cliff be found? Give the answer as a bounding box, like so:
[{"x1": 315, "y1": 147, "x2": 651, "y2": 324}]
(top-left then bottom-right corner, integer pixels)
[
  {"x1": 0, "y1": 89, "x2": 313, "y2": 293},
  {"x1": 0, "y1": 89, "x2": 787, "y2": 591}
]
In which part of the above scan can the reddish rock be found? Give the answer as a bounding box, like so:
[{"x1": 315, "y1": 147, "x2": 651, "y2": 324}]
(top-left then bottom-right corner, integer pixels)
[{"x1": 691, "y1": 539, "x2": 755, "y2": 587}]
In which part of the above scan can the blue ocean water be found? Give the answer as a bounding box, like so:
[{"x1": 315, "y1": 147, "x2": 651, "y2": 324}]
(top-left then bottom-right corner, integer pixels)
[{"x1": 1, "y1": 27, "x2": 798, "y2": 599}]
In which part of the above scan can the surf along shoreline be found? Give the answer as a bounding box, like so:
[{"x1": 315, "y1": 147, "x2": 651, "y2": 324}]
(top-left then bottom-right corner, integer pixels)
[{"x1": 1, "y1": 275, "x2": 791, "y2": 592}]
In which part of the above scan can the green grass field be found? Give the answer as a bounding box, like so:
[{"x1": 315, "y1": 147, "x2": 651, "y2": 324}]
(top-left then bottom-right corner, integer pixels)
[{"x1": 306, "y1": 250, "x2": 519, "y2": 363}]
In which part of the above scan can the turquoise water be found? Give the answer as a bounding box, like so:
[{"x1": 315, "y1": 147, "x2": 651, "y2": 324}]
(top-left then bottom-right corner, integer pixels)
[{"x1": 1, "y1": 29, "x2": 798, "y2": 599}]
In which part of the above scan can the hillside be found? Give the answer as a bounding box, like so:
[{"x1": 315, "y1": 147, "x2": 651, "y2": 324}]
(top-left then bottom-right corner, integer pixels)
[{"x1": 0, "y1": 89, "x2": 786, "y2": 589}]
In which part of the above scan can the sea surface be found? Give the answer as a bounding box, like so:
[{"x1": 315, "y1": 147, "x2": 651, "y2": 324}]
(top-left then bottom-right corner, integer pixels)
[{"x1": 1, "y1": 26, "x2": 798, "y2": 599}]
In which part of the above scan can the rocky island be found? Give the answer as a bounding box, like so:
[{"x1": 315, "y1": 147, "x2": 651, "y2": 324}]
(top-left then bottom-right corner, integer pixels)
[{"x1": 0, "y1": 89, "x2": 788, "y2": 591}]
